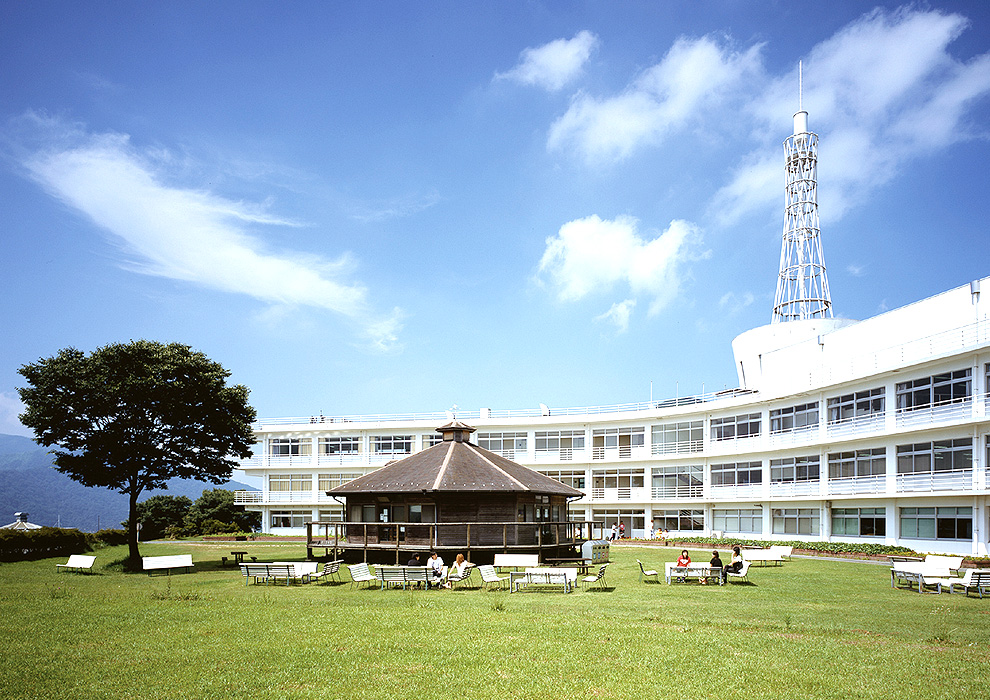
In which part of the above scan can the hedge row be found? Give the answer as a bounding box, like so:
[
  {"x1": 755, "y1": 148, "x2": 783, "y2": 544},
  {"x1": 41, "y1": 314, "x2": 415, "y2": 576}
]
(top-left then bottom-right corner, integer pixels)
[
  {"x1": 0, "y1": 528, "x2": 128, "y2": 562},
  {"x1": 637, "y1": 536, "x2": 921, "y2": 558}
]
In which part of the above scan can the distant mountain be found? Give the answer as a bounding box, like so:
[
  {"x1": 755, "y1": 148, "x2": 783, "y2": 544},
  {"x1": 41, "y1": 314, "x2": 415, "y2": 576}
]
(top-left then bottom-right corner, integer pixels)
[{"x1": 0, "y1": 433, "x2": 257, "y2": 531}]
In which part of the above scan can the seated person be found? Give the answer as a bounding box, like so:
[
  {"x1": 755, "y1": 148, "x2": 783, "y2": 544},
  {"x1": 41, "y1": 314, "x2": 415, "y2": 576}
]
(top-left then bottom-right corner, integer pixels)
[
  {"x1": 406, "y1": 553, "x2": 422, "y2": 567},
  {"x1": 705, "y1": 551, "x2": 723, "y2": 585},
  {"x1": 723, "y1": 546, "x2": 743, "y2": 580},
  {"x1": 428, "y1": 552, "x2": 445, "y2": 585},
  {"x1": 446, "y1": 553, "x2": 470, "y2": 588},
  {"x1": 675, "y1": 549, "x2": 691, "y2": 582}
]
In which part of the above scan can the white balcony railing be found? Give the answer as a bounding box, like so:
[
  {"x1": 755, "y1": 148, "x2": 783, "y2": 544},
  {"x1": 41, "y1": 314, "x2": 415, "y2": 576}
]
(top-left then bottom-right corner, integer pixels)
[
  {"x1": 895, "y1": 469, "x2": 973, "y2": 493},
  {"x1": 651, "y1": 440, "x2": 704, "y2": 456},
  {"x1": 826, "y1": 413, "x2": 885, "y2": 439},
  {"x1": 651, "y1": 484, "x2": 704, "y2": 500},
  {"x1": 767, "y1": 426, "x2": 818, "y2": 448},
  {"x1": 591, "y1": 446, "x2": 648, "y2": 461},
  {"x1": 233, "y1": 490, "x2": 262, "y2": 504},
  {"x1": 769, "y1": 480, "x2": 819, "y2": 498},
  {"x1": 826, "y1": 474, "x2": 885, "y2": 495},
  {"x1": 709, "y1": 484, "x2": 762, "y2": 500},
  {"x1": 895, "y1": 397, "x2": 974, "y2": 430}
]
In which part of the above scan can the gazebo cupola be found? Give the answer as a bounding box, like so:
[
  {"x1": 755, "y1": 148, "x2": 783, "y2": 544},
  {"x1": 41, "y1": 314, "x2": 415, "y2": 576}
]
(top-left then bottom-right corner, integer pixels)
[{"x1": 437, "y1": 419, "x2": 475, "y2": 443}]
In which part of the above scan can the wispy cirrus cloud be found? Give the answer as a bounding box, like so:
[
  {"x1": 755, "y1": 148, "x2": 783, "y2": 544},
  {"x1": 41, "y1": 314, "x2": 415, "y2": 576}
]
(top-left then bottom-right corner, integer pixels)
[
  {"x1": 495, "y1": 30, "x2": 599, "y2": 92},
  {"x1": 537, "y1": 215, "x2": 706, "y2": 319},
  {"x1": 15, "y1": 115, "x2": 402, "y2": 350},
  {"x1": 348, "y1": 189, "x2": 442, "y2": 224}
]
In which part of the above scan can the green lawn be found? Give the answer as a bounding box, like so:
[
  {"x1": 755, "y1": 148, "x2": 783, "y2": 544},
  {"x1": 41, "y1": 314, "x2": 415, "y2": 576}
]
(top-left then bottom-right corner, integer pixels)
[{"x1": 1, "y1": 542, "x2": 988, "y2": 699}]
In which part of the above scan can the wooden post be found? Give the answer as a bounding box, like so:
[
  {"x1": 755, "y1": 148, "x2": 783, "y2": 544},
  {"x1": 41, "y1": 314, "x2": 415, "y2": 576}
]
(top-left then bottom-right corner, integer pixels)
[{"x1": 466, "y1": 523, "x2": 471, "y2": 561}]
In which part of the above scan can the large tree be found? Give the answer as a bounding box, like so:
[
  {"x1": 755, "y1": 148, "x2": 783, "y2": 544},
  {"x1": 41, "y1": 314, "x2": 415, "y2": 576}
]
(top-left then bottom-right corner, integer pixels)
[{"x1": 18, "y1": 340, "x2": 257, "y2": 567}]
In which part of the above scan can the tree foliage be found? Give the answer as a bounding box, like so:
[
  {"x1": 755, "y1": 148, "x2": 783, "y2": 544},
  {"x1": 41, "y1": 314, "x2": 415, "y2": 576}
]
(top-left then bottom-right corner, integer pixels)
[
  {"x1": 18, "y1": 340, "x2": 256, "y2": 567},
  {"x1": 133, "y1": 495, "x2": 193, "y2": 541},
  {"x1": 184, "y1": 489, "x2": 260, "y2": 534}
]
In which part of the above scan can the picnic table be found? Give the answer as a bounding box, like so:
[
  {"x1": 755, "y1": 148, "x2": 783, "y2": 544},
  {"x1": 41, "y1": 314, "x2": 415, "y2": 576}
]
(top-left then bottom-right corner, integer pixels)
[
  {"x1": 665, "y1": 563, "x2": 724, "y2": 585},
  {"x1": 545, "y1": 557, "x2": 593, "y2": 574},
  {"x1": 231, "y1": 551, "x2": 248, "y2": 564}
]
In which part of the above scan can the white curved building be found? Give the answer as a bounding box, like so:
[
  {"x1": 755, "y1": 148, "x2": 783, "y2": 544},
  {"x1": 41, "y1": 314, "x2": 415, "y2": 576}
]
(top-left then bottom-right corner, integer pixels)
[
  {"x1": 238, "y1": 275, "x2": 990, "y2": 556},
  {"x1": 236, "y1": 100, "x2": 988, "y2": 556}
]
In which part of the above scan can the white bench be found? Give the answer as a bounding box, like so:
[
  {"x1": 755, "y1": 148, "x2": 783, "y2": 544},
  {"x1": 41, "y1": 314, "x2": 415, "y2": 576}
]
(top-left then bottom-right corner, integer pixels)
[
  {"x1": 142, "y1": 554, "x2": 194, "y2": 575},
  {"x1": 769, "y1": 545, "x2": 793, "y2": 560},
  {"x1": 741, "y1": 548, "x2": 784, "y2": 566},
  {"x1": 240, "y1": 563, "x2": 295, "y2": 586},
  {"x1": 494, "y1": 554, "x2": 540, "y2": 571},
  {"x1": 56, "y1": 554, "x2": 95, "y2": 573},
  {"x1": 348, "y1": 562, "x2": 378, "y2": 589},
  {"x1": 512, "y1": 567, "x2": 575, "y2": 593}
]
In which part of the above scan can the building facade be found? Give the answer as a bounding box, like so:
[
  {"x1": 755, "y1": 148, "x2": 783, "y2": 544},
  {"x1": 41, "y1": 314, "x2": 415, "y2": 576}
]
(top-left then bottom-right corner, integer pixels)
[{"x1": 238, "y1": 276, "x2": 990, "y2": 557}]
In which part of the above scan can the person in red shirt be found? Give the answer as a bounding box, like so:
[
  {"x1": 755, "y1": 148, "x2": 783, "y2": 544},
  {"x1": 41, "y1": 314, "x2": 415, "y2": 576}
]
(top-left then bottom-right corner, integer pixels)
[{"x1": 675, "y1": 549, "x2": 691, "y2": 582}]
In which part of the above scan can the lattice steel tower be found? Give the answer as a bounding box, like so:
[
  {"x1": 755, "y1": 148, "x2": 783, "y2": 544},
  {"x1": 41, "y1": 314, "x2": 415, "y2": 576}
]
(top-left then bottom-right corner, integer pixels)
[{"x1": 772, "y1": 66, "x2": 832, "y2": 323}]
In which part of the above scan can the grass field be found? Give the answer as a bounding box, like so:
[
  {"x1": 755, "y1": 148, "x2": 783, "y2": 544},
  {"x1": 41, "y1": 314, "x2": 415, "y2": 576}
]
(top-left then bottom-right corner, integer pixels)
[{"x1": 1, "y1": 542, "x2": 988, "y2": 700}]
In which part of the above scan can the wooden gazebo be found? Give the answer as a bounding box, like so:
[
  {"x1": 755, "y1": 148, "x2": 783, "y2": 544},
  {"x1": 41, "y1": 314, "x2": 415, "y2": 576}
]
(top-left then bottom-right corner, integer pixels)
[{"x1": 307, "y1": 421, "x2": 593, "y2": 563}]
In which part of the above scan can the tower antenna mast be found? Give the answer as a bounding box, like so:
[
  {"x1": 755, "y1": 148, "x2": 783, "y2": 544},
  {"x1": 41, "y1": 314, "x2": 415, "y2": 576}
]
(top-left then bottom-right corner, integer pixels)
[{"x1": 772, "y1": 62, "x2": 832, "y2": 323}]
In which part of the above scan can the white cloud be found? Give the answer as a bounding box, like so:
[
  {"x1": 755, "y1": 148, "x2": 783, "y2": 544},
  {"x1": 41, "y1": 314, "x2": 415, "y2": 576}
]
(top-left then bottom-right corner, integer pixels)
[
  {"x1": 547, "y1": 36, "x2": 762, "y2": 163},
  {"x1": 0, "y1": 392, "x2": 29, "y2": 436},
  {"x1": 18, "y1": 119, "x2": 401, "y2": 350},
  {"x1": 846, "y1": 263, "x2": 866, "y2": 277},
  {"x1": 538, "y1": 215, "x2": 704, "y2": 318},
  {"x1": 718, "y1": 291, "x2": 755, "y2": 315},
  {"x1": 595, "y1": 299, "x2": 636, "y2": 333},
  {"x1": 712, "y1": 7, "x2": 990, "y2": 225},
  {"x1": 496, "y1": 30, "x2": 599, "y2": 92}
]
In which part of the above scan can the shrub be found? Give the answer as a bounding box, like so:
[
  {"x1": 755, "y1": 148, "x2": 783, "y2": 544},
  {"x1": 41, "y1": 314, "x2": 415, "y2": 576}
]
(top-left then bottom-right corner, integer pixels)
[
  {"x1": 87, "y1": 529, "x2": 128, "y2": 547},
  {"x1": 0, "y1": 527, "x2": 90, "y2": 562}
]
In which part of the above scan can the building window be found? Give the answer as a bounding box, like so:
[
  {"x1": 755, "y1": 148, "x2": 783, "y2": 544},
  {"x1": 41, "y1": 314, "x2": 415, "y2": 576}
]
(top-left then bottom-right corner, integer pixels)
[
  {"x1": 827, "y1": 388, "x2": 885, "y2": 423},
  {"x1": 652, "y1": 509, "x2": 704, "y2": 531},
  {"x1": 540, "y1": 469, "x2": 586, "y2": 490},
  {"x1": 651, "y1": 421, "x2": 704, "y2": 454},
  {"x1": 651, "y1": 465, "x2": 703, "y2": 498},
  {"x1": 423, "y1": 434, "x2": 443, "y2": 448},
  {"x1": 772, "y1": 508, "x2": 819, "y2": 536},
  {"x1": 269, "y1": 474, "x2": 312, "y2": 492},
  {"x1": 711, "y1": 461, "x2": 762, "y2": 486},
  {"x1": 593, "y1": 509, "x2": 646, "y2": 534},
  {"x1": 711, "y1": 413, "x2": 761, "y2": 441},
  {"x1": 271, "y1": 511, "x2": 309, "y2": 528},
  {"x1": 535, "y1": 430, "x2": 585, "y2": 458},
  {"x1": 318, "y1": 437, "x2": 360, "y2": 454},
  {"x1": 896, "y1": 439, "x2": 972, "y2": 474},
  {"x1": 900, "y1": 507, "x2": 972, "y2": 540},
  {"x1": 770, "y1": 456, "x2": 820, "y2": 483},
  {"x1": 317, "y1": 508, "x2": 344, "y2": 522},
  {"x1": 270, "y1": 438, "x2": 312, "y2": 456},
  {"x1": 317, "y1": 473, "x2": 361, "y2": 491},
  {"x1": 372, "y1": 435, "x2": 413, "y2": 455},
  {"x1": 592, "y1": 427, "x2": 645, "y2": 459},
  {"x1": 407, "y1": 504, "x2": 436, "y2": 523},
  {"x1": 592, "y1": 468, "x2": 645, "y2": 495},
  {"x1": 832, "y1": 507, "x2": 885, "y2": 536},
  {"x1": 828, "y1": 449, "x2": 886, "y2": 478},
  {"x1": 712, "y1": 508, "x2": 762, "y2": 534},
  {"x1": 770, "y1": 403, "x2": 818, "y2": 434},
  {"x1": 478, "y1": 432, "x2": 527, "y2": 456},
  {"x1": 896, "y1": 369, "x2": 971, "y2": 411}
]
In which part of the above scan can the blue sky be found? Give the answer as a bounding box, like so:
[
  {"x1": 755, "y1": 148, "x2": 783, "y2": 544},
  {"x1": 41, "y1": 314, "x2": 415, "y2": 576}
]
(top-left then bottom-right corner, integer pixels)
[{"x1": 2, "y1": 1, "x2": 990, "y2": 437}]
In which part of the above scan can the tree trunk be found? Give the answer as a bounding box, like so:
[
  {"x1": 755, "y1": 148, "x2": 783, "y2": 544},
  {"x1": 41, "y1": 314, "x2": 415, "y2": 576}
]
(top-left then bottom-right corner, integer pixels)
[{"x1": 127, "y1": 486, "x2": 141, "y2": 570}]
